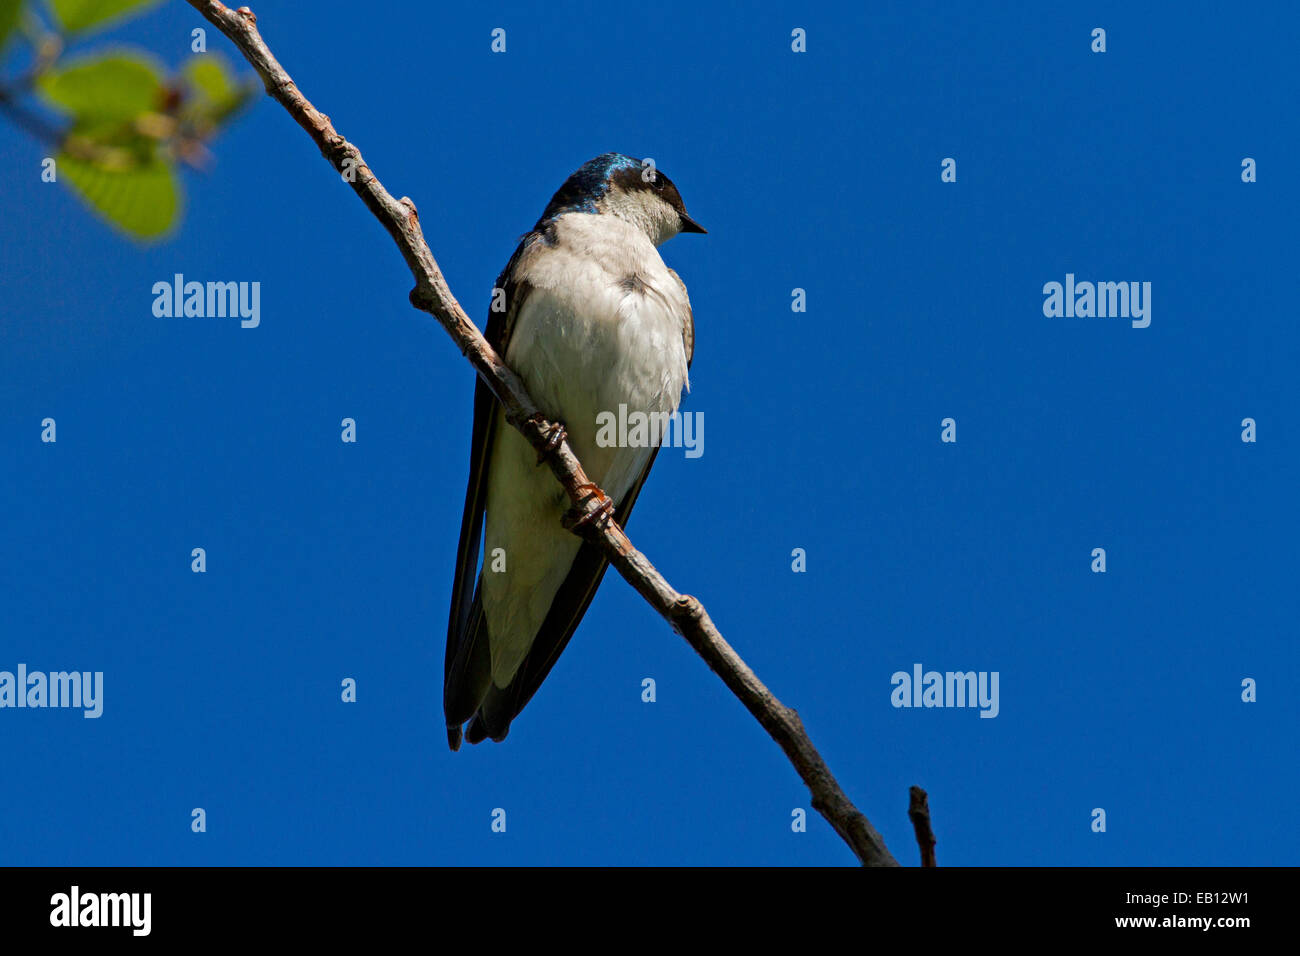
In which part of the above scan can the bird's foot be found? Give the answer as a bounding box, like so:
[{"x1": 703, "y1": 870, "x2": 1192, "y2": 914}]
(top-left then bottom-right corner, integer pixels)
[
  {"x1": 562, "y1": 482, "x2": 616, "y2": 532},
  {"x1": 533, "y1": 415, "x2": 568, "y2": 465}
]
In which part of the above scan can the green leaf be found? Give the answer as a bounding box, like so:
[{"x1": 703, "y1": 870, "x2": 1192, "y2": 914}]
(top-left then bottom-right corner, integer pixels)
[
  {"x1": 58, "y1": 150, "x2": 179, "y2": 239},
  {"x1": 0, "y1": 0, "x2": 23, "y2": 51},
  {"x1": 38, "y1": 53, "x2": 164, "y2": 124},
  {"x1": 172, "y1": 55, "x2": 252, "y2": 146},
  {"x1": 183, "y1": 54, "x2": 237, "y2": 107},
  {"x1": 182, "y1": 53, "x2": 255, "y2": 128},
  {"x1": 49, "y1": 0, "x2": 160, "y2": 35}
]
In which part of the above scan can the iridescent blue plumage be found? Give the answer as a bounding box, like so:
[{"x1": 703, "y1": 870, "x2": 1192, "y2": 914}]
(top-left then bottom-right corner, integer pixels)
[{"x1": 536, "y1": 152, "x2": 643, "y2": 222}]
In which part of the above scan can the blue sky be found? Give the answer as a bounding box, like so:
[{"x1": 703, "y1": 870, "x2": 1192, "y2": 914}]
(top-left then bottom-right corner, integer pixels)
[{"x1": 1, "y1": 0, "x2": 1296, "y2": 865}]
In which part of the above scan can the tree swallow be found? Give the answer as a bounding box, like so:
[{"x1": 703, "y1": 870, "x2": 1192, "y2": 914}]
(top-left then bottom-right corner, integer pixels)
[{"x1": 444, "y1": 152, "x2": 705, "y2": 749}]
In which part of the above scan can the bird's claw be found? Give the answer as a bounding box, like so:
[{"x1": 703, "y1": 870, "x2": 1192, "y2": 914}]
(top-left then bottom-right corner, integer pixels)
[
  {"x1": 562, "y1": 483, "x2": 616, "y2": 532},
  {"x1": 533, "y1": 416, "x2": 568, "y2": 465}
]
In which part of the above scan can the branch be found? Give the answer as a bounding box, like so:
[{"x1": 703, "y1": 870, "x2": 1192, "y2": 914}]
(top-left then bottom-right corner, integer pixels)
[
  {"x1": 13, "y1": 29, "x2": 63, "y2": 92},
  {"x1": 908, "y1": 786, "x2": 937, "y2": 867},
  {"x1": 0, "y1": 87, "x2": 64, "y2": 146},
  {"x1": 0, "y1": 22, "x2": 64, "y2": 144},
  {"x1": 185, "y1": 0, "x2": 900, "y2": 867}
]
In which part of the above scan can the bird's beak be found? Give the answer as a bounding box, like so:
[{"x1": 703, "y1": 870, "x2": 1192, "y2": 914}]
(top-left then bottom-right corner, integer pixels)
[{"x1": 678, "y1": 212, "x2": 707, "y2": 234}]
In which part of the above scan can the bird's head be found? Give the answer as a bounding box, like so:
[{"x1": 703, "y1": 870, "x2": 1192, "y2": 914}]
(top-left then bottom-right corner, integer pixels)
[{"x1": 538, "y1": 152, "x2": 706, "y2": 246}]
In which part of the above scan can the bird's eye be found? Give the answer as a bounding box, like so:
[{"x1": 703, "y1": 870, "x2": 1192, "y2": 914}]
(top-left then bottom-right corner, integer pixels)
[{"x1": 651, "y1": 175, "x2": 665, "y2": 191}]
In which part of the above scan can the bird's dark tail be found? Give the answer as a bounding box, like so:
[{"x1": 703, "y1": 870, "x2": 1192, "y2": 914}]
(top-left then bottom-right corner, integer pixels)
[{"x1": 444, "y1": 593, "x2": 492, "y2": 750}]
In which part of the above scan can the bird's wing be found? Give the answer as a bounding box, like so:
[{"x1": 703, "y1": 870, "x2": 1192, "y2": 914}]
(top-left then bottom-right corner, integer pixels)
[
  {"x1": 670, "y1": 268, "x2": 695, "y2": 370},
  {"x1": 462, "y1": 271, "x2": 696, "y2": 745},
  {"x1": 443, "y1": 235, "x2": 536, "y2": 748}
]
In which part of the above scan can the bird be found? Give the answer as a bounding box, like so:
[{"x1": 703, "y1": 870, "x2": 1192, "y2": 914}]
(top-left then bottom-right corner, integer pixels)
[{"x1": 443, "y1": 152, "x2": 706, "y2": 749}]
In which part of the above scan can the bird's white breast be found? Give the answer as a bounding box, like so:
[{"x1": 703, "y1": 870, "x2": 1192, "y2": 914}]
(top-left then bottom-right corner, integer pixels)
[{"x1": 480, "y1": 213, "x2": 691, "y2": 686}]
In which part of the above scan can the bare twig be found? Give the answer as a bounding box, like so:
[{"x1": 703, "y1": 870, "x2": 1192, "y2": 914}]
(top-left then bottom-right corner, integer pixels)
[
  {"x1": 0, "y1": 92, "x2": 153, "y2": 167},
  {"x1": 0, "y1": 18, "x2": 63, "y2": 142},
  {"x1": 909, "y1": 786, "x2": 937, "y2": 867},
  {"x1": 182, "y1": 0, "x2": 900, "y2": 867},
  {"x1": 13, "y1": 31, "x2": 63, "y2": 91},
  {"x1": 0, "y1": 88, "x2": 64, "y2": 145}
]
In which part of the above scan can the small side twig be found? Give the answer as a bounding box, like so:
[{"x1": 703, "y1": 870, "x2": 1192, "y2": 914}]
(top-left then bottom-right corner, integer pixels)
[
  {"x1": 0, "y1": 88, "x2": 64, "y2": 146},
  {"x1": 13, "y1": 30, "x2": 63, "y2": 91},
  {"x1": 0, "y1": 13, "x2": 63, "y2": 141},
  {"x1": 908, "y1": 785, "x2": 938, "y2": 867}
]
